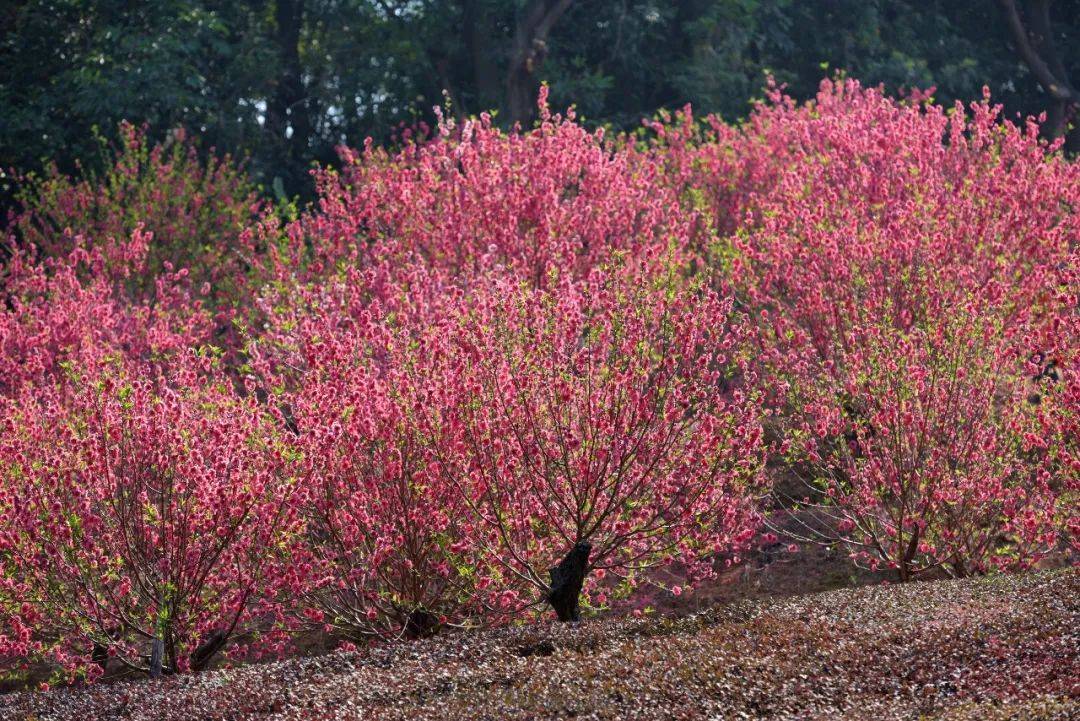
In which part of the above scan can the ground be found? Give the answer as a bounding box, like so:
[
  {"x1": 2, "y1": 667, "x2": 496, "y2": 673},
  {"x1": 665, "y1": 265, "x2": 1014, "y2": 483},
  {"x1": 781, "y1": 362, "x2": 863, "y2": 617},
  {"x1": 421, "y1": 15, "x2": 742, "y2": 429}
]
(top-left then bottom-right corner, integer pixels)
[{"x1": 2, "y1": 568, "x2": 1075, "y2": 721}]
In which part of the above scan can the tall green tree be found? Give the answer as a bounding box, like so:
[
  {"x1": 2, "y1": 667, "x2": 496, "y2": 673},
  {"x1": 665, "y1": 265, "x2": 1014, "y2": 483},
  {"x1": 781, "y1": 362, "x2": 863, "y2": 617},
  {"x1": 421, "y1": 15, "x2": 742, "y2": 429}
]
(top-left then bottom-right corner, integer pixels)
[{"x1": 2, "y1": 0, "x2": 1077, "y2": 213}]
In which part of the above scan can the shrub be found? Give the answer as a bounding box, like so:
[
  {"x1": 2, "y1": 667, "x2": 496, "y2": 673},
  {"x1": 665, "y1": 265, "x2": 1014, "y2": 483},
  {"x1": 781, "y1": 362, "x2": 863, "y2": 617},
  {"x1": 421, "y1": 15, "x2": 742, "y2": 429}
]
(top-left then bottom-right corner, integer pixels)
[
  {"x1": 0, "y1": 235, "x2": 214, "y2": 399},
  {"x1": 0, "y1": 361, "x2": 299, "y2": 680},
  {"x1": 271, "y1": 89, "x2": 688, "y2": 292},
  {"x1": 692, "y1": 79, "x2": 1080, "y2": 579},
  {"x1": 272, "y1": 265, "x2": 495, "y2": 640},
  {"x1": 249, "y1": 91, "x2": 757, "y2": 629},
  {"x1": 10, "y1": 122, "x2": 261, "y2": 309},
  {"x1": 436, "y1": 262, "x2": 766, "y2": 620},
  {"x1": 1022, "y1": 266, "x2": 1080, "y2": 554},
  {"x1": 786, "y1": 299, "x2": 1063, "y2": 578}
]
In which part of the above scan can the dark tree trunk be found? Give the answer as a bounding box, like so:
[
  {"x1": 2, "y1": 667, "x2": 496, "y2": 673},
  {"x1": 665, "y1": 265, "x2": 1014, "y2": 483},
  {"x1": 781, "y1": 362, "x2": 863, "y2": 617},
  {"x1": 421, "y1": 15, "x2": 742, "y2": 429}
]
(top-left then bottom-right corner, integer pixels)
[
  {"x1": 189, "y1": 629, "x2": 228, "y2": 673},
  {"x1": 898, "y1": 531, "x2": 920, "y2": 582},
  {"x1": 997, "y1": 0, "x2": 1079, "y2": 148},
  {"x1": 1064, "y1": 109, "x2": 1080, "y2": 153},
  {"x1": 403, "y1": 609, "x2": 441, "y2": 639},
  {"x1": 547, "y1": 541, "x2": 591, "y2": 622},
  {"x1": 90, "y1": 625, "x2": 121, "y2": 670},
  {"x1": 267, "y1": 0, "x2": 309, "y2": 166},
  {"x1": 91, "y1": 641, "x2": 109, "y2": 670},
  {"x1": 505, "y1": 0, "x2": 574, "y2": 126},
  {"x1": 461, "y1": 0, "x2": 499, "y2": 111},
  {"x1": 148, "y1": 637, "x2": 164, "y2": 678}
]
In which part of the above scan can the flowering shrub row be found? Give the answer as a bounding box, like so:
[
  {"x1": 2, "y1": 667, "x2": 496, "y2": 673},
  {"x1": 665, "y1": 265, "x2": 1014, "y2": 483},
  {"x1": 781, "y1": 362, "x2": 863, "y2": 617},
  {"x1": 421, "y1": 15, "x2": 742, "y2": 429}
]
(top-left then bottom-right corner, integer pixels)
[{"x1": 1, "y1": 80, "x2": 1076, "y2": 681}]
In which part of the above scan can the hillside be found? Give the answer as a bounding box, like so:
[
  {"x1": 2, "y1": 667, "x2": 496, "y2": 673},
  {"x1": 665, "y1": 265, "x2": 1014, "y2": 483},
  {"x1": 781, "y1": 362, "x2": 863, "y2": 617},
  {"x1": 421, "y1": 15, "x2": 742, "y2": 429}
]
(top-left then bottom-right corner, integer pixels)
[{"x1": 3, "y1": 569, "x2": 1075, "y2": 721}]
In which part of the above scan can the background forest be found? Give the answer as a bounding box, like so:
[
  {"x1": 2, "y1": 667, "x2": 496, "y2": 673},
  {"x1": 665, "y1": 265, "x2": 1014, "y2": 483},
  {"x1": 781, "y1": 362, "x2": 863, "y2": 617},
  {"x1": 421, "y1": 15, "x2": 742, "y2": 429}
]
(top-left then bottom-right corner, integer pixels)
[{"x1": 2, "y1": 0, "x2": 1079, "y2": 208}]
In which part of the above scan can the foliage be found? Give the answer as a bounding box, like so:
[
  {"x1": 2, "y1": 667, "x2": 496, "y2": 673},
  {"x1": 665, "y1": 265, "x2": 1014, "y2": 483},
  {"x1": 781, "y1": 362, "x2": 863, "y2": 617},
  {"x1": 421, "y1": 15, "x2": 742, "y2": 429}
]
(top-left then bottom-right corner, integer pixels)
[
  {"x1": 3, "y1": 0, "x2": 1078, "y2": 206},
  {"x1": 0, "y1": 361, "x2": 299, "y2": 680},
  {"x1": 10, "y1": 122, "x2": 261, "y2": 309}
]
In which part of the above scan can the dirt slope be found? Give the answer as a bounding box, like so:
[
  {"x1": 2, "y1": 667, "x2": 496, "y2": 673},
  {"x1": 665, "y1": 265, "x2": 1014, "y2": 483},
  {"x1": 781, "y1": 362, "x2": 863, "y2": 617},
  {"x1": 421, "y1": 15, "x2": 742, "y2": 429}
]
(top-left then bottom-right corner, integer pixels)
[{"x1": 2, "y1": 569, "x2": 1076, "y2": 721}]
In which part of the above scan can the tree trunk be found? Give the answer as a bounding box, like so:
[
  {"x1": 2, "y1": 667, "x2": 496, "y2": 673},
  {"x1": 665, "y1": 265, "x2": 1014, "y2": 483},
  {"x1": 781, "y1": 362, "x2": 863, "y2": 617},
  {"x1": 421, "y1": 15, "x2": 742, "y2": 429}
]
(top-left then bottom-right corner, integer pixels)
[
  {"x1": 267, "y1": 0, "x2": 309, "y2": 166},
  {"x1": 91, "y1": 641, "x2": 109, "y2": 670},
  {"x1": 547, "y1": 541, "x2": 591, "y2": 622},
  {"x1": 148, "y1": 637, "x2": 164, "y2": 678},
  {"x1": 997, "y1": 0, "x2": 1079, "y2": 148},
  {"x1": 898, "y1": 530, "x2": 920, "y2": 582},
  {"x1": 505, "y1": 0, "x2": 574, "y2": 126},
  {"x1": 464, "y1": 0, "x2": 500, "y2": 109},
  {"x1": 190, "y1": 629, "x2": 228, "y2": 673},
  {"x1": 1066, "y1": 121, "x2": 1080, "y2": 154},
  {"x1": 403, "y1": 609, "x2": 441, "y2": 639}
]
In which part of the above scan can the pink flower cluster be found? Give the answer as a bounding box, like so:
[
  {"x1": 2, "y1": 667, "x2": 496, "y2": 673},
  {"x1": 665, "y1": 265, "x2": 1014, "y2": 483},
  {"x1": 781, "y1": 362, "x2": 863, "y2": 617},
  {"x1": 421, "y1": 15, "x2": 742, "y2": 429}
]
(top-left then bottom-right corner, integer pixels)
[{"x1": 1, "y1": 79, "x2": 1076, "y2": 680}]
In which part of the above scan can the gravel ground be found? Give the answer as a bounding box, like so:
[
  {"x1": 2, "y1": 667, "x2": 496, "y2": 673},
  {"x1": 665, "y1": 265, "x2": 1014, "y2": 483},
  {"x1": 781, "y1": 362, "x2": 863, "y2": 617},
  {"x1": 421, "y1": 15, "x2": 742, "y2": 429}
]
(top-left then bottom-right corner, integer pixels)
[{"x1": 2, "y1": 568, "x2": 1076, "y2": 721}]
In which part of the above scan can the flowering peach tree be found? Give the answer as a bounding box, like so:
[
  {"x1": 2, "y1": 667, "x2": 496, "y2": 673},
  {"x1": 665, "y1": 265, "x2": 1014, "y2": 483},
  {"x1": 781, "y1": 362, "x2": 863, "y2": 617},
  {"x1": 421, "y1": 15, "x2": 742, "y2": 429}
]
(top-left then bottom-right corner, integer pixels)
[
  {"x1": 436, "y1": 263, "x2": 766, "y2": 620},
  {"x1": 11, "y1": 122, "x2": 261, "y2": 309},
  {"x1": 261, "y1": 266, "x2": 495, "y2": 641},
  {"x1": 687, "y1": 79, "x2": 1080, "y2": 579},
  {"x1": 0, "y1": 361, "x2": 299, "y2": 680}
]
